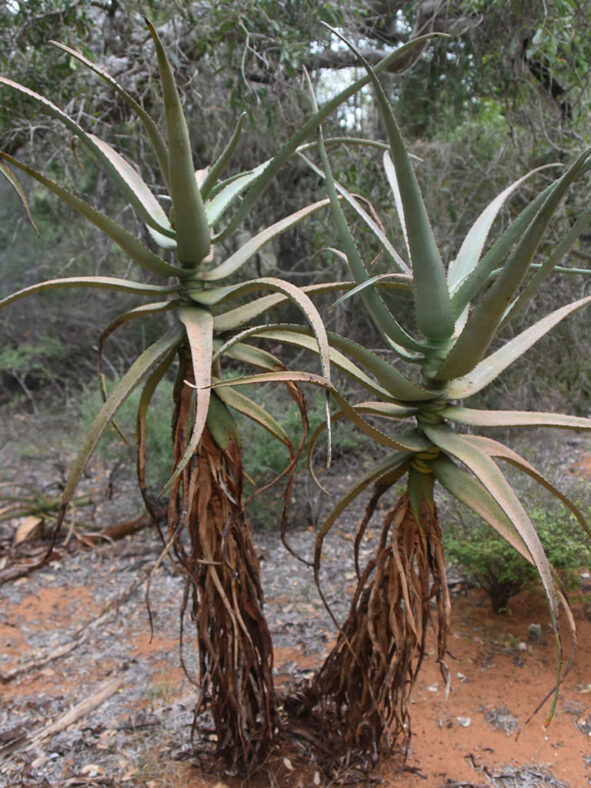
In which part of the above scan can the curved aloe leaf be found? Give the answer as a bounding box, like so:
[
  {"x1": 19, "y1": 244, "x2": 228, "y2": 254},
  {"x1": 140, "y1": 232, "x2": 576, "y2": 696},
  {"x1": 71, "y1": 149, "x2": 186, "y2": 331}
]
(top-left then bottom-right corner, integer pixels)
[
  {"x1": 49, "y1": 41, "x2": 170, "y2": 185},
  {"x1": 220, "y1": 340, "x2": 282, "y2": 372},
  {"x1": 205, "y1": 161, "x2": 270, "y2": 227},
  {"x1": 0, "y1": 152, "x2": 183, "y2": 279},
  {"x1": 332, "y1": 272, "x2": 412, "y2": 307},
  {"x1": 214, "y1": 370, "x2": 429, "y2": 453},
  {"x1": 299, "y1": 152, "x2": 410, "y2": 274},
  {"x1": 353, "y1": 400, "x2": 418, "y2": 419},
  {"x1": 0, "y1": 76, "x2": 173, "y2": 234},
  {"x1": 436, "y1": 151, "x2": 591, "y2": 381},
  {"x1": 0, "y1": 276, "x2": 174, "y2": 312},
  {"x1": 423, "y1": 423, "x2": 559, "y2": 640},
  {"x1": 448, "y1": 165, "x2": 558, "y2": 293},
  {"x1": 213, "y1": 281, "x2": 354, "y2": 331},
  {"x1": 443, "y1": 406, "x2": 591, "y2": 431},
  {"x1": 87, "y1": 134, "x2": 174, "y2": 237},
  {"x1": 214, "y1": 324, "x2": 394, "y2": 401},
  {"x1": 195, "y1": 277, "x2": 332, "y2": 382},
  {"x1": 162, "y1": 306, "x2": 214, "y2": 493},
  {"x1": 465, "y1": 434, "x2": 591, "y2": 541},
  {"x1": 97, "y1": 300, "x2": 178, "y2": 440},
  {"x1": 0, "y1": 160, "x2": 38, "y2": 233},
  {"x1": 431, "y1": 454, "x2": 530, "y2": 559},
  {"x1": 316, "y1": 116, "x2": 425, "y2": 355},
  {"x1": 332, "y1": 32, "x2": 454, "y2": 342},
  {"x1": 145, "y1": 19, "x2": 210, "y2": 266},
  {"x1": 62, "y1": 323, "x2": 183, "y2": 507},
  {"x1": 214, "y1": 32, "x2": 439, "y2": 243},
  {"x1": 215, "y1": 385, "x2": 289, "y2": 446},
  {"x1": 200, "y1": 112, "x2": 246, "y2": 201},
  {"x1": 500, "y1": 206, "x2": 591, "y2": 328},
  {"x1": 446, "y1": 294, "x2": 591, "y2": 398},
  {"x1": 316, "y1": 451, "x2": 411, "y2": 541},
  {"x1": 452, "y1": 178, "x2": 566, "y2": 314},
  {"x1": 203, "y1": 198, "x2": 331, "y2": 281}
]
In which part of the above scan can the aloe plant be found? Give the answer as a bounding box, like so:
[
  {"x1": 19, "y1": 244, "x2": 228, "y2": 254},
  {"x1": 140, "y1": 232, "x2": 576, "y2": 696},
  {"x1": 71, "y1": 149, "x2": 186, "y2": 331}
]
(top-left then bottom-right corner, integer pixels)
[
  {"x1": 0, "y1": 22, "x2": 443, "y2": 771},
  {"x1": 214, "y1": 37, "x2": 591, "y2": 761}
]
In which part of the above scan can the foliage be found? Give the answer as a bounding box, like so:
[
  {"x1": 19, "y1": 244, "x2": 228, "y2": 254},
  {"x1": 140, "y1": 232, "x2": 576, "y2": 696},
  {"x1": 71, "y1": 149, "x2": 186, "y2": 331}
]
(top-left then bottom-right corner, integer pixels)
[{"x1": 444, "y1": 496, "x2": 591, "y2": 613}]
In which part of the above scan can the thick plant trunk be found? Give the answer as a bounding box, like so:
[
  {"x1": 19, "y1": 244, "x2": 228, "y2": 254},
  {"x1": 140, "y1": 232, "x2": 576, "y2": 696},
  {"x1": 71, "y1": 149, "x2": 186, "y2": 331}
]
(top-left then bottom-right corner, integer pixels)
[
  {"x1": 302, "y1": 491, "x2": 450, "y2": 761},
  {"x1": 166, "y1": 355, "x2": 277, "y2": 773}
]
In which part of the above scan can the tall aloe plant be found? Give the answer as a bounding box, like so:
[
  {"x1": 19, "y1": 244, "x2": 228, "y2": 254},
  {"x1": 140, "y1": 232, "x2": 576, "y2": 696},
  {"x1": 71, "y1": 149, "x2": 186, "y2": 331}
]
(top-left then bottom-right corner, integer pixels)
[
  {"x1": 215, "y1": 38, "x2": 591, "y2": 761},
  {"x1": 0, "y1": 23, "x2": 441, "y2": 772}
]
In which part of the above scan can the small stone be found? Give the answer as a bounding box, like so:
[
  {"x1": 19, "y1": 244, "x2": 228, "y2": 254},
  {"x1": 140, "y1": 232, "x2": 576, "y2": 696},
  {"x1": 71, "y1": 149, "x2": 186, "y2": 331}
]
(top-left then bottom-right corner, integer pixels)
[
  {"x1": 528, "y1": 623, "x2": 543, "y2": 642},
  {"x1": 456, "y1": 717, "x2": 471, "y2": 727},
  {"x1": 517, "y1": 641, "x2": 527, "y2": 651}
]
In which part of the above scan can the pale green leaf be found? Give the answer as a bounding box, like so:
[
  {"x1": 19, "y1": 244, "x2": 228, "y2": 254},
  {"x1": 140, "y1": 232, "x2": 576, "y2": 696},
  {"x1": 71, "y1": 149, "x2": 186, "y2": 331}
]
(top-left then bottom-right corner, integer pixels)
[
  {"x1": 162, "y1": 306, "x2": 214, "y2": 492},
  {"x1": 446, "y1": 294, "x2": 591, "y2": 398},
  {"x1": 200, "y1": 112, "x2": 246, "y2": 200},
  {"x1": 0, "y1": 160, "x2": 38, "y2": 233},
  {"x1": 49, "y1": 41, "x2": 170, "y2": 186},
  {"x1": 443, "y1": 406, "x2": 591, "y2": 430},
  {"x1": 216, "y1": 385, "x2": 289, "y2": 445},
  {"x1": 146, "y1": 19, "x2": 210, "y2": 266},
  {"x1": 63, "y1": 323, "x2": 183, "y2": 506},
  {"x1": 0, "y1": 152, "x2": 183, "y2": 279},
  {"x1": 203, "y1": 198, "x2": 330, "y2": 280},
  {"x1": 0, "y1": 276, "x2": 175, "y2": 313}
]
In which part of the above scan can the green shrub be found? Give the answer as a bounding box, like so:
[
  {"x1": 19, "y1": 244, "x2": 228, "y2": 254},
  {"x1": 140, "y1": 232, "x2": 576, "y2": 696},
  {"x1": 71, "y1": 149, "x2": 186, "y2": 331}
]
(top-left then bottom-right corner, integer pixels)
[{"x1": 443, "y1": 498, "x2": 591, "y2": 612}]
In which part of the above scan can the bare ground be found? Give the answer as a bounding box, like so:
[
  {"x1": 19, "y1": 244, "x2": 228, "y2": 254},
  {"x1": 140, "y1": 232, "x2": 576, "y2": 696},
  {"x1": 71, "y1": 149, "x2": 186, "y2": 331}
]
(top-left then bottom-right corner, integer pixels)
[{"x1": 1, "y1": 406, "x2": 591, "y2": 787}]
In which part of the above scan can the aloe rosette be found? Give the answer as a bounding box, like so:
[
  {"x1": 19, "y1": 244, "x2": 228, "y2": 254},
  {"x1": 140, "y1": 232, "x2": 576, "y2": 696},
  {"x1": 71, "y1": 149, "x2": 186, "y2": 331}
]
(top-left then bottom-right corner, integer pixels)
[{"x1": 214, "y1": 34, "x2": 591, "y2": 758}]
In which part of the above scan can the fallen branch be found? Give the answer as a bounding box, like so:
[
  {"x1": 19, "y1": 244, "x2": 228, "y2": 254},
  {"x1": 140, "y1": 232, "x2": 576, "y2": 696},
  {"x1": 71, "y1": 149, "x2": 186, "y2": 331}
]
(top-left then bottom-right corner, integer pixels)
[{"x1": 0, "y1": 676, "x2": 123, "y2": 768}]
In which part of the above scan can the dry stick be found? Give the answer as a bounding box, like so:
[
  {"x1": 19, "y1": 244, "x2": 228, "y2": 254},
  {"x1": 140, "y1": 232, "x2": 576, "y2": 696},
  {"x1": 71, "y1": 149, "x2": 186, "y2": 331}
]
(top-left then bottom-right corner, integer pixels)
[
  {"x1": 0, "y1": 563, "x2": 152, "y2": 684},
  {"x1": 0, "y1": 675, "x2": 123, "y2": 768}
]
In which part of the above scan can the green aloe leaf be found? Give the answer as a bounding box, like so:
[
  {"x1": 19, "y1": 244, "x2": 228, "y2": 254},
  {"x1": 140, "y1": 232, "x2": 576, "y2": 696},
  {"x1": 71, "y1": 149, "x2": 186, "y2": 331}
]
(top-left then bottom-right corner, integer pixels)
[
  {"x1": 0, "y1": 77, "x2": 173, "y2": 235},
  {"x1": 200, "y1": 112, "x2": 246, "y2": 201},
  {"x1": 0, "y1": 160, "x2": 38, "y2": 233},
  {"x1": 220, "y1": 340, "x2": 282, "y2": 372},
  {"x1": 215, "y1": 385, "x2": 290, "y2": 446},
  {"x1": 423, "y1": 422, "x2": 562, "y2": 713},
  {"x1": 146, "y1": 19, "x2": 210, "y2": 267},
  {"x1": 332, "y1": 34, "x2": 454, "y2": 342},
  {"x1": 0, "y1": 152, "x2": 183, "y2": 279},
  {"x1": 214, "y1": 324, "x2": 393, "y2": 401},
  {"x1": 447, "y1": 165, "x2": 558, "y2": 293},
  {"x1": 332, "y1": 273, "x2": 412, "y2": 307},
  {"x1": 315, "y1": 451, "x2": 410, "y2": 542},
  {"x1": 316, "y1": 114, "x2": 425, "y2": 356},
  {"x1": 62, "y1": 323, "x2": 183, "y2": 508},
  {"x1": 298, "y1": 152, "x2": 410, "y2": 274},
  {"x1": 214, "y1": 370, "x2": 429, "y2": 453},
  {"x1": 213, "y1": 282, "x2": 354, "y2": 331},
  {"x1": 49, "y1": 41, "x2": 170, "y2": 185},
  {"x1": 162, "y1": 306, "x2": 214, "y2": 493},
  {"x1": 205, "y1": 161, "x2": 269, "y2": 227},
  {"x1": 465, "y1": 435, "x2": 591, "y2": 540},
  {"x1": 203, "y1": 198, "x2": 330, "y2": 280},
  {"x1": 431, "y1": 454, "x2": 530, "y2": 559},
  {"x1": 87, "y1": 134, "x2": 174, "y2": 237},
  {"x1": 0, "y1": 277, "x2": 175, "y2": 312},
  {"x1": 443, "y1": 406, "x2": 591, "y2": 431},
  {"x1": 500, "y1": 206, "x2": 591, "y2": 328},
  {"x1": 436, "y1": 151, "x2": 591, "y2": 381},
  {"x1": 214, "y1": 32, "x2": 438, "y2": 243},
  {"x1": 446, "y1": 294, "x2": 591, "y2": 398},
  {"x1": 206, "y1": 391, "x2": 241, "y2": 452}
]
